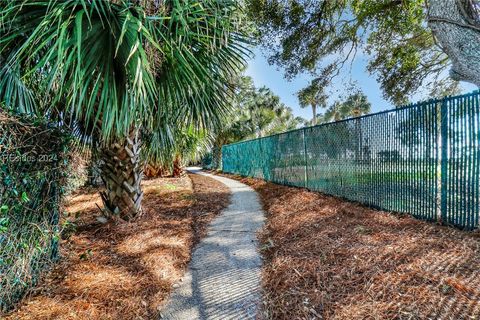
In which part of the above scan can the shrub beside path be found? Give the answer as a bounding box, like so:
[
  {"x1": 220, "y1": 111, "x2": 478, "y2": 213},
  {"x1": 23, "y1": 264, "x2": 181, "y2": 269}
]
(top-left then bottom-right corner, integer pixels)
[{"x1": 161, "y1": 168, "x2": 265, "y2": 320}]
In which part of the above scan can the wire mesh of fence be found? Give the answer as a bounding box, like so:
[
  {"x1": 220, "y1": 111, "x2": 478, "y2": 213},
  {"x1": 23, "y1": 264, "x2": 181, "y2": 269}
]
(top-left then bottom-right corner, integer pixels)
[
  {"x1": 222, "y1": 91, "x2": 480, "y2": 230},
  {"x1": 0, "y1": 111, "x2": 70, "y2": 312}
]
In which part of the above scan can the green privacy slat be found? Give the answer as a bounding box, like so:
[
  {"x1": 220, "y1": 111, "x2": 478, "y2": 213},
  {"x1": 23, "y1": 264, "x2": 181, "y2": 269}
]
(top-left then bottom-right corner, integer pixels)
[
  {"x1": 440, "y1": 99, "x2": 449, "y2": 223},
  {"x1": 223, "y1": 91, "x2": 480, "y2": 230},
  {"x1": 441, "y1": 93, "x2": 480, "y2": 229}
]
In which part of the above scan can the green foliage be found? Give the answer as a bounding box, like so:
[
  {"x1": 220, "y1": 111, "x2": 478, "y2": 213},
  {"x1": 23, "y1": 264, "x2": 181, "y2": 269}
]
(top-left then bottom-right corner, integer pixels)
[
  {"x1": 297, "y1": 79, "x2": 328, "y2": 124},
  {"x1": 144, "y1": 124, "x2": 212, "y2": 172},
  {"x1": 0, "y1": 0, "x2": 158, "y2": 139},
  {"x1": 149, "y1": 0, "x2": 251, "y2": 133},
  {"x1": 0, "y1": 0, "x2": 249, "y2": 142},
  {"x1": 0, "y1": 110, "x2": 70, "y2": 312},
  {"x1": 298, "y1": 84, "x2": 327, "y2": 111},
  {"x1": 209, "y1": 74, "x2": 305, "y2": 168},
  {"x1": 0, "y1": 0, "x2": 249, "y2": 219},
  {"x1": 220, "y1": 75, "x2": 304, "y2": 141},
  {"x1": 247, "y1": 0, "x2": 458, "y2": 104},
  {"x1": 323, "y1": 89, "x2": 371, "y2": 122}
]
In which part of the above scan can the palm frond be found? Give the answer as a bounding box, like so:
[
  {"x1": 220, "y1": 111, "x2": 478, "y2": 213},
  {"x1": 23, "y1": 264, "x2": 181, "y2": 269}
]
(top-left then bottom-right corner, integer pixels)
[
  {"x1": 0, "y1": 0, "x2": 250, "y2": 147},
  {"x1": 0, "y1": 57, "x2": 36, "y2": 114},
  {"x1": 0, "y1": 0, "x2": 158, "y2": 140},
  {"x1": 149, "y1": 0, "x2": 250, "y2": 132}
]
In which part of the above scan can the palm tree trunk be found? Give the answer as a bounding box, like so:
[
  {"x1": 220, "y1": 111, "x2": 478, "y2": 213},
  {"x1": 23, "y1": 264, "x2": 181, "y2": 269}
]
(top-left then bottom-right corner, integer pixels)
[
  {"x1": 172, "y1": 154, "x2": 183, "y2": 177},
  {"x1": 144, "y1": 163, "x2": 169, "y2": 178},
  {"x1": 99, "y1": 129, "x2": 143, "y2": 220},
  {"x1": 312, "y1": 104, "x2": 317, "y2": 125}
]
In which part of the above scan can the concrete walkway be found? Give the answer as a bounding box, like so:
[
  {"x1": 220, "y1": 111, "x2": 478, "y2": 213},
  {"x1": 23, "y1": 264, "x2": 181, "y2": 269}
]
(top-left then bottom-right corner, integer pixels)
[{"x1": 160, "y1": 168, "x2": 265, "y2": 320}]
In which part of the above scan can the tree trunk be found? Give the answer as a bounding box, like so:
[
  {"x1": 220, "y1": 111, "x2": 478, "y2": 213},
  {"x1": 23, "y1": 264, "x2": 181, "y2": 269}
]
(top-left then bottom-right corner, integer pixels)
[
  {"x1": 428, "y1": 0, "x2": 480, "y2": 86},
  {"x1": 99, "y1": 129, "x2": 143, "y2": 220},
  {"x1": 144, "y1": 163, "x2": 169, "y2": 178},
  {"x1": 172, "y1": 154, "x2": 183, "y2": 177},
  {"x1": 312, "y1": 104, "x2": 317, "y2": 125}
]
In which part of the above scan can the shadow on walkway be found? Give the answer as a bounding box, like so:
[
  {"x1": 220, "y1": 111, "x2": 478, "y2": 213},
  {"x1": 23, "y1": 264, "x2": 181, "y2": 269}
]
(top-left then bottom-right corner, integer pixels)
[{"x1": 161, "y1": 168, "x2": 265, "y2": 320}]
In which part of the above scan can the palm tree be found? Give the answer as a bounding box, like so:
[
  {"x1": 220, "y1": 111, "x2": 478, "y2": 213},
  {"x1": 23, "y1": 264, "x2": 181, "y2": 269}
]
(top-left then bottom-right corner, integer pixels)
[
  {"x1": 297, "y1": 82, "x2": 328, "y2": 125},
  {"x1": 343, "y1": 92, "x2": 371, "y2": 162},
  {"x1": 341, "y1": 92, "x2": 371, "y2": 118},
  {"x1": 0, "y1": 0, "x2": 248, "y2": 219},
  {"x1": 263, "y1": 106, "x2": 304, "y2": 135},
  {"x1": 324, "y1": 92, "x2": 371, "y2": 122},
  {"x1": 145, "y1": 125, "x2": 212, "y2": 178},
  {"x1": 210, "y1": 75, "x2": 304, "y2": 169},
  {"x1": 324, "y1": 102, "x2": 345, "y2": 122},
  {"x1": 324, "y1": 91, "x2": 371, "y2": 161}
]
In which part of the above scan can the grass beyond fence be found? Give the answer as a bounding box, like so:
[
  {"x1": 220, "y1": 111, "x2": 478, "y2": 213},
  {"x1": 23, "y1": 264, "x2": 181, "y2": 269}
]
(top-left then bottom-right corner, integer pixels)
[{"x1": 222, "y1": 91, "x2": 480, "y2": 230}]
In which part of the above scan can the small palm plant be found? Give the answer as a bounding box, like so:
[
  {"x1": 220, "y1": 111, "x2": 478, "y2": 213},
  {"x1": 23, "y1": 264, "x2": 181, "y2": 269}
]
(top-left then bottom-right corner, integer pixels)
[{"x1": 0, "y1": 0, "x2": 248, "y2": 219}]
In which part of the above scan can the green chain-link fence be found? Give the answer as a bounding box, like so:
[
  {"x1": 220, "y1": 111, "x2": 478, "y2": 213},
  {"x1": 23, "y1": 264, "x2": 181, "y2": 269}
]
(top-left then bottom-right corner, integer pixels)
[
  {"x1": 0, "y1": 111, "x2": 70, "y2": 312},
  {"x1": 222, "y1": 91, "x2": 480, "y2": 230}
]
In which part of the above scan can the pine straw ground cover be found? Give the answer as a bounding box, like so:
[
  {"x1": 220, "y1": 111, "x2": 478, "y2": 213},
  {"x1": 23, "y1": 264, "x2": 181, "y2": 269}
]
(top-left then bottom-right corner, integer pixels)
[
  {"x1": 222, "y1": 174, "x2": 480, "y2": 320},
  {"x1": 4, "y1": 174, "x2": 230, "y2": 320}
]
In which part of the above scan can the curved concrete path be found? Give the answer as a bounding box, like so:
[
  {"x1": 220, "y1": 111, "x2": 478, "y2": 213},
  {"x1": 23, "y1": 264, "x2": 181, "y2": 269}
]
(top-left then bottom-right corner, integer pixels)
[{"x1": 160, "y1": 168, "x2": 265, "y2": 320}]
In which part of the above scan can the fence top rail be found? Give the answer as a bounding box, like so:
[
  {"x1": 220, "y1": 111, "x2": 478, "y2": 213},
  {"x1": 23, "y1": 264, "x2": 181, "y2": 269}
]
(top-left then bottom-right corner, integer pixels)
[{"x1": 223, "y1": 90, "x2": 480, "y2": 149}]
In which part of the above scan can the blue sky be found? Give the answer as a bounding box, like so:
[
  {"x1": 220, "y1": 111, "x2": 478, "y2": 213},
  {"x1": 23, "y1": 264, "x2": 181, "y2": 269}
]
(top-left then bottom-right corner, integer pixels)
[{"x1": 245, "y1": 48, "x2": 478, "y2": 120}]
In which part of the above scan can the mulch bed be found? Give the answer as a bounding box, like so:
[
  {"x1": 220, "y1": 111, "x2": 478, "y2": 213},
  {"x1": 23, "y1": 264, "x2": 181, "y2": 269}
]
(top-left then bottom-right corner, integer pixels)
[
  {"x1": 223, "y1": 174, "x2": 480, "y2": 320},
  {"x1": 4, "y1": 174, "x2": 230, "y2": 320}
]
